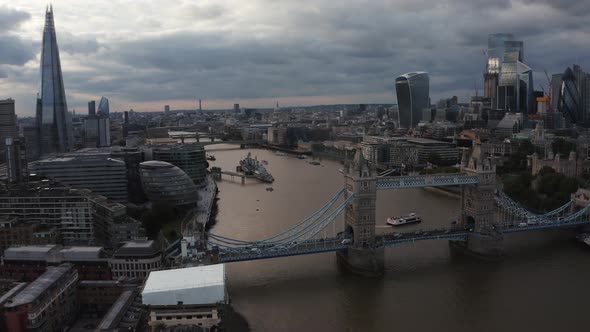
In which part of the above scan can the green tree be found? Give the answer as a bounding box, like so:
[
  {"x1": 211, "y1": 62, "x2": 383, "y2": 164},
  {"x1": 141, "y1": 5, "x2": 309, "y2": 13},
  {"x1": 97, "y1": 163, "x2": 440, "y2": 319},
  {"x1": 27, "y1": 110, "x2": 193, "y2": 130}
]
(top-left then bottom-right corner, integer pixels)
[{"x1": 551, "y1": 138, "x2": 576, "y2": 157}]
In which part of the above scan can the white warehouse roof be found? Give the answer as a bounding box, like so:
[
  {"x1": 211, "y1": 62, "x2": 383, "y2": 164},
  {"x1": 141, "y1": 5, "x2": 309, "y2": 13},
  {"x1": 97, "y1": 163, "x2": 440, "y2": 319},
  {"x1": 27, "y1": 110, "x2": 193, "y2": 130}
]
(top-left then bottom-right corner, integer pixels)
[{"x1": 142, "y1": 264, "x2": 226, "y2": 306}]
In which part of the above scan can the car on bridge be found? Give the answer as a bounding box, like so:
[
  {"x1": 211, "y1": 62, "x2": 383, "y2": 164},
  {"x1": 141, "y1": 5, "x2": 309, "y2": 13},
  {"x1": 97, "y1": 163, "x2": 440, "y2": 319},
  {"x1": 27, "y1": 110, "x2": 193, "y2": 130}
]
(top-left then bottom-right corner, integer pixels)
[{"x1": 341, "y1": 238, "x2": 352, "y2": 245}]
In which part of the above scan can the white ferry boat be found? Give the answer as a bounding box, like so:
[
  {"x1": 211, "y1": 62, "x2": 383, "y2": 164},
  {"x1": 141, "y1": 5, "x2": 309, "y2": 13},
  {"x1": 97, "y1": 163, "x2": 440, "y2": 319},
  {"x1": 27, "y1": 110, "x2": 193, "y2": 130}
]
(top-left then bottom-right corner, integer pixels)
[{"x1": 386, "y1": 213, "x2": 422, "y2": 226}]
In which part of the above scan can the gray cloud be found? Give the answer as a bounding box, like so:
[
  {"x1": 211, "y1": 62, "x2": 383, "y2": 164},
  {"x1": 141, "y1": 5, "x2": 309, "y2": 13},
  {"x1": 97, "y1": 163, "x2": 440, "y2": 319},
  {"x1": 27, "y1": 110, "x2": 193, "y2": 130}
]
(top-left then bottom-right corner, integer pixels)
[
  {"x1": 0, "y1": 35, "x2": 35, "y2": 66},
  {"x1": 3, "y1": 0, "x2": 590, "y2": 115},
  {"x1": 0, "y1": 6, "x2": 31, "y2": 31},
  {"x1": 59, "y1": 32, "x2": 100, "y2": 54}
]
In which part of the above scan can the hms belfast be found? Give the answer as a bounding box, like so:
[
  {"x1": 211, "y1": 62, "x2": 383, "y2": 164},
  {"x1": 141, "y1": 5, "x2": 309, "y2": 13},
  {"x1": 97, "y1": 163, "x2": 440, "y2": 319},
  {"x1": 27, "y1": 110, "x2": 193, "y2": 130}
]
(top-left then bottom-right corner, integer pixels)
[{"x1": 238, "y1": 153, "x2": 274, "y2": 183}]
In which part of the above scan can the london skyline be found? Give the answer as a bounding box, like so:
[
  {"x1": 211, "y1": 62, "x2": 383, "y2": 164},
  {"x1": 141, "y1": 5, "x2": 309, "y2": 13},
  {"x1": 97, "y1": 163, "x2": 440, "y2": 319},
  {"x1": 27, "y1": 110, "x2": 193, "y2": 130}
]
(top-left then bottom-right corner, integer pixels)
[{"x1": 0, "y1": 1, "x2": 589, "y2": 116}]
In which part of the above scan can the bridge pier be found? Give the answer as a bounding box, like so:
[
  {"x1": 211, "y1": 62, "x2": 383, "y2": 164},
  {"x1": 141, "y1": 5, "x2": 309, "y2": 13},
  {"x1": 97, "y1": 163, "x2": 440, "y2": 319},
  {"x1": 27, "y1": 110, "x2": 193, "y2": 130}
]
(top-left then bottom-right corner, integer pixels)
[
  {"x1": 454, "y1": 143, "x2": 504, "y2": 260},
  {"x1": 451, "y1": 231, "x2": 503, "y2": 260},
  {"x1": 337, "y1": 247, "x2": 384, "y2": 277}
]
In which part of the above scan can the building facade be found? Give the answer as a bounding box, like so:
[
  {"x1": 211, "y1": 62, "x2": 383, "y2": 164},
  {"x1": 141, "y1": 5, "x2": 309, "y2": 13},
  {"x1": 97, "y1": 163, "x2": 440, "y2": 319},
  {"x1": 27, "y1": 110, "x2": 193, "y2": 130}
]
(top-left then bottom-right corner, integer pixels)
[
  {"x1": 5, "y1": 137, "x2": 28, "y2": 184},
  {"x1": 142, "y1": 265, "x2": 227, "y2": 331},
  {"x1": 0, "y1": 180, "x2": 95, "y2": 244},
  {"x1": 139, "y1": 161, "x2": 198, "y2": 207},
  {"x1": 30, "y1": 155, "x2": 128, "y2": 203},
  {"x1": 0, "y1": 99, "x2": 17, "y2": 157},
  {"x1": 109, "y1": 240, "x2": 162, "y2": 281},
  {"x1": 36, "y1": 7, "x2": 73, "y2": 155},
  {"x1": 559, "y1": 67, "x2": 582, "y2": 124},
  {"x1": 149, "y1": 144, "x2": 207, "y2": 184},
  {"x1": 395, "y1": 72, "x2": 430, "y2": 128},
  {"x1": 3, "y1": 263, "x2": 78, "y2": 332}
]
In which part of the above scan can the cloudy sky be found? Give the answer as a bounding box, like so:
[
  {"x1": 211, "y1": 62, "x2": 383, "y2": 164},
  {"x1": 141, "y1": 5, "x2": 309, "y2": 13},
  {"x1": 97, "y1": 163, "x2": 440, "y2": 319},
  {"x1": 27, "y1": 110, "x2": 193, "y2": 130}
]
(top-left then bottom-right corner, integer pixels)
[{"x1": 1, "y1": 0, "x2": 589, "y2": 116}]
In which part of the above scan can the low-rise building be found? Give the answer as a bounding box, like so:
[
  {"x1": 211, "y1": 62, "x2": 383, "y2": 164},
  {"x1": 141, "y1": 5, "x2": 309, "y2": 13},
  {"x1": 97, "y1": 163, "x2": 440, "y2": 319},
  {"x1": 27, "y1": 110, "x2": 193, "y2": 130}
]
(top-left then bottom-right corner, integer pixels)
[
  {"x1": 531, "y1": 151, "x2": 578, "y2": 178},
  {"x1": 142, "y1": 264, "x2": 228, "y2": 331},
  {"x1": 110, "y1": 240, "x2": 162, "y2": 281},
  {"x1": 0, "y1": 217, "x2": 58, "y2": 255},
  {"x1": 3, "y1": 263, "x2": 78, "y2": 332},
  {"x1": 1, "y1": 245, "x2": 111, "y2": 282},
  {"x1": 0, "y1": 180, "x2": 95, "y2": 244}
]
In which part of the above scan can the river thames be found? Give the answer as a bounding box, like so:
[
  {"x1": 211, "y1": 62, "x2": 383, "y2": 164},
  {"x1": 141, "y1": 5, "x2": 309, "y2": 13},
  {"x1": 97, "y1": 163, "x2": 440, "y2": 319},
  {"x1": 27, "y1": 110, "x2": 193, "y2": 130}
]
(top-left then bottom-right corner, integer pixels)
[{"x1": 206, "y1": 145, "x2": 590, "y2": 332}]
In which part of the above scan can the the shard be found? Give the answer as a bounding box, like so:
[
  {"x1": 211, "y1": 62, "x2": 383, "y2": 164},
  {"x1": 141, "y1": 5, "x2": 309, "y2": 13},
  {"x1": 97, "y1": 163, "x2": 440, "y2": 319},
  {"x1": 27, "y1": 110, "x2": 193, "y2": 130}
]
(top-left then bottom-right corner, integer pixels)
[{"x1": 36, "y1": 5, "x2": 73, "y2": 155}]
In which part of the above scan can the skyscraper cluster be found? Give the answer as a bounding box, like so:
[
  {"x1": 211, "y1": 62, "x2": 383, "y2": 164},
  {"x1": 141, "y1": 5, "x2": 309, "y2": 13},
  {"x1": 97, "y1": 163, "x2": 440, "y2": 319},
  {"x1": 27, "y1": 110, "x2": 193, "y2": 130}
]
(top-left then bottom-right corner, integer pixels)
[
  {"x1": 484, "y1": 33, "x2": 533, "y2": 114},
  {"x1": 84, "y1": 96, "x2": 111, "y2": 147}
]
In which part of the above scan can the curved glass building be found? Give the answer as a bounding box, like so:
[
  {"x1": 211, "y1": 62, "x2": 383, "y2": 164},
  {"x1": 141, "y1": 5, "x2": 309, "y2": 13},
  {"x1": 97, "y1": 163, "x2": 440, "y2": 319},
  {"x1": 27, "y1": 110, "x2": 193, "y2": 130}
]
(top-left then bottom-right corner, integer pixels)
[
  {"x1": 559, "y1": 67, "x2": 581, "y2": 124},
  {"x1": 395, "y1": 72, "x2": 430, "y2": 128},
  {"x1": 140, "y1": 161, "x2": 198, "y2": 207},
  {"x1": 98, "y1": 96, "x2": 110, "y2": 116},
  {"x1": 151, "y1": 144, "x2": 207, "y2": 184},
  {"x1": 36, "y1": 6, "x2": 73, "y2": 155}
]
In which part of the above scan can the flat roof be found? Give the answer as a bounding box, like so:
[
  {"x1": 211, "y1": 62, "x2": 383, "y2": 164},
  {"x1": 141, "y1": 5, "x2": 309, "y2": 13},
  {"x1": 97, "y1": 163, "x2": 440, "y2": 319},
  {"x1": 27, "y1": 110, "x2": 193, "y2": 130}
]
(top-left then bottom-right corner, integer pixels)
[
  {"x1": 4, "y1": 245, "x2": 60, "y2": 261},
  {"x1": 4, "y1": 264, "x2": 73, "y2": 308},
  {"x1": 142, "y1": 264, "x2": 225, "y2": 306}
]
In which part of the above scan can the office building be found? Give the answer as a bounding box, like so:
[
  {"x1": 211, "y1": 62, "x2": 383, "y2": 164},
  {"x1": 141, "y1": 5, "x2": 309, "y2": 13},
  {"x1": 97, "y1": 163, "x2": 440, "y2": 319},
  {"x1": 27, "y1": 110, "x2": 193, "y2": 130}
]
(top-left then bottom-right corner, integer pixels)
[
  {"x1": 5, "y1": 137, "x2": 28, "y2": 184},
  {"x1": 109, "y1": 240, "x2": 162, "y2": 281},
  {"x1": 139, "y1": 161, "x2": 198, "y2": 207},
  {"x1": 98, "y1": 96, "x2": 110, "y2": 116},
  {"x1": 3, "y1": 263, "x2": 78, "y2": 332},
  {"x1": 36, "y1": 7, "x2": 74, "y2": 155},
  {"x1": 497, "y1": 51, "x2": 532, "y2": 113},
  {"x1": 406, "y1": 138, "x2": 459, "y2": 164},
  {"x1": 88, "y1": 100, "x2": 96, "y2": 116},
  {"x1": 165, "y1": 105, "x2": 170, "y2": 113},
  {"x1": 0, "y1": 217, "x2": 57, "y2": 256},
  {"x1": 0, "y1": 99, "x2": 16, "y2": 155},
  {"x1": 485, "y1": 34, "x2": 523, "y2": 109},
  {"x1": 87, "y1": 193, "x2": 144, "y2": 248},
  {"x1": 234, "y1": 103, "x2": 240, "y2": 112},
  {"x1": 551, "y1": 73, "x2": 563, "y2": 111},
  {"x1": 147, "y1": 144, "x2": 207, "y2": 184},
  {"x1": 98, "y1": 117, "x2": 111, "y2": 147},
  {"x1": 30, "y1": 155, "x2": 128, "y2": 202},
  {"x1": 142, "y1": 264, "x2": 228, "y2": 330},
  {"x1": 559, "y1": 67, "x2": 582, "y2": 124},
  {"x1": 395, "y1": 72, "x2": 430, "y2": 128}
]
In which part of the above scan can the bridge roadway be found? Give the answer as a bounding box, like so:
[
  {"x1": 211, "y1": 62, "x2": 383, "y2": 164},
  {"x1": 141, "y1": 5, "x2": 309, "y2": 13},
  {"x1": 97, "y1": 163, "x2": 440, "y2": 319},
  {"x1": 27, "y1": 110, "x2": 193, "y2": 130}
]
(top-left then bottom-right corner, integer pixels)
[
  {"x1": 217, "y1": 217, "x2": 589, "y2": 263},
  {"x1": 376, "y1": 173, "x2": 480, "y2": 190},
  {"x1": 218, "y1": 237, "x2": 347, "y2": 263}
]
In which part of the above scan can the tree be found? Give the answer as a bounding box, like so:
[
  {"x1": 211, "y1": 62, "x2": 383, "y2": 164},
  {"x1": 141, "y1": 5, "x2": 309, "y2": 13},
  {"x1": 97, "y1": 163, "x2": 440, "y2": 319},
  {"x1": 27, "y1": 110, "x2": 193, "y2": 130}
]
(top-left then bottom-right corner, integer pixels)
[
  {"x1": 427, "y1": 152, "x2": 442, "y2": 166},
  {"x1": 551, "y1": 138, "x2": 576, "y2": 157}
]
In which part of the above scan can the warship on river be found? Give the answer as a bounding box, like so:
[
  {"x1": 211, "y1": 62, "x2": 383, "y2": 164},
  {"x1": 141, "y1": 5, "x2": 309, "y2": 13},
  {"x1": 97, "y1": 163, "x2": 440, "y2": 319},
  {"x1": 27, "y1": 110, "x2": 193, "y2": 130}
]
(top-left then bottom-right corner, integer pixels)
[{"x1": 238, "y1": 153, "x2": 274, "y2": 183}]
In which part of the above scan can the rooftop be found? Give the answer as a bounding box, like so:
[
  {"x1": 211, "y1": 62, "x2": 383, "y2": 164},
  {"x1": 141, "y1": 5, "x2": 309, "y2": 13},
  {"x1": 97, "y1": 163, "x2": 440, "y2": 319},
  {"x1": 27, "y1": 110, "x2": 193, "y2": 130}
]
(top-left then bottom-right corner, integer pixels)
[
  {"x1": 142, "y1": 264, "x2": 226, "y2": 306},
  {"x1": 4, "y1": 264, "x2": 75, "y2": 308},
  {"x1": 4, "y1": 245, "x2": 60, "y2": 261},
  {"x1": 114, "y1": 240, "x2": 160, "y2": 257},
  {"x1": 139, "y1": 160, "x2": 175, "y2": 169}
]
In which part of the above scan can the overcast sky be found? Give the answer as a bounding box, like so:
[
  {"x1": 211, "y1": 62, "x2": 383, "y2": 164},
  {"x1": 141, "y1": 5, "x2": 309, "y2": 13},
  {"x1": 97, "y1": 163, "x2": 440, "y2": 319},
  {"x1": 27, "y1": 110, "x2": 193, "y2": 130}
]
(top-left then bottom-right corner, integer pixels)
[{"x1": 1, "y1": 0, "x2": 589, "y2": 116}]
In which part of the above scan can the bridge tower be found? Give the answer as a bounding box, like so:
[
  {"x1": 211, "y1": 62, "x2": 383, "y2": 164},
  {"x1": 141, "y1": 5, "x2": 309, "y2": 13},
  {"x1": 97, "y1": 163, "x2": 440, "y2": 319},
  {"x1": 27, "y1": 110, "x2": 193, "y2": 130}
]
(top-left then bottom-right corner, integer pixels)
[
  {"x1": 458, "y1": 143, "x2": 503, "y2": 258},
  {"x1": 337, "y1": 149, "x2": 384, "y2": 276}
]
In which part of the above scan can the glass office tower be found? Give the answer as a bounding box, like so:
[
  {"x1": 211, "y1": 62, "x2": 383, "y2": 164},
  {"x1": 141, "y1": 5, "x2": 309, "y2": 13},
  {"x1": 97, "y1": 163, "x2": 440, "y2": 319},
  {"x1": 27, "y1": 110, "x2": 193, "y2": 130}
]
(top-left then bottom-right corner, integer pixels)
[
  {"x1": 395, "y1": 72, "x2": 430, "y2": 128},
  {"x1": 559, "y1": 67, "x2": 582, "y2": 124},
  {"x1": 36, "y1": 6, "x2": 73, "y2": 155}
]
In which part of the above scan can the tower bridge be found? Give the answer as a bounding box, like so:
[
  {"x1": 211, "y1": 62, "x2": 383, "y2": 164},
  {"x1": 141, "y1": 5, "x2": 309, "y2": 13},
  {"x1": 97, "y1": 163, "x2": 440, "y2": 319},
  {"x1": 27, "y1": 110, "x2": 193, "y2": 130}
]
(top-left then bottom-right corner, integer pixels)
[{"x1": 205, "y1": 145, "x2": 590, "y2": 275}]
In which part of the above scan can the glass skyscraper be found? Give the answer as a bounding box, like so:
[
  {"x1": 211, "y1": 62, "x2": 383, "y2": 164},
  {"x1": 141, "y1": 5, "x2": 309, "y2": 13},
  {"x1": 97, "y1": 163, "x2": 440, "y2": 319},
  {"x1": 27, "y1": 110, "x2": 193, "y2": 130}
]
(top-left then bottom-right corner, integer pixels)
[
  {"x1": 559, "y1": 67, "x2": 582, "y2": 124},
  {"x1": 98, "y1": 96, "x2": 110, "y2": 116},
  {"x1": 36, "y1": 6, "x2": 73, "y2": 155},
  {"x1": 395, "y1": 72, "x2": 430, "y2": 128}
]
